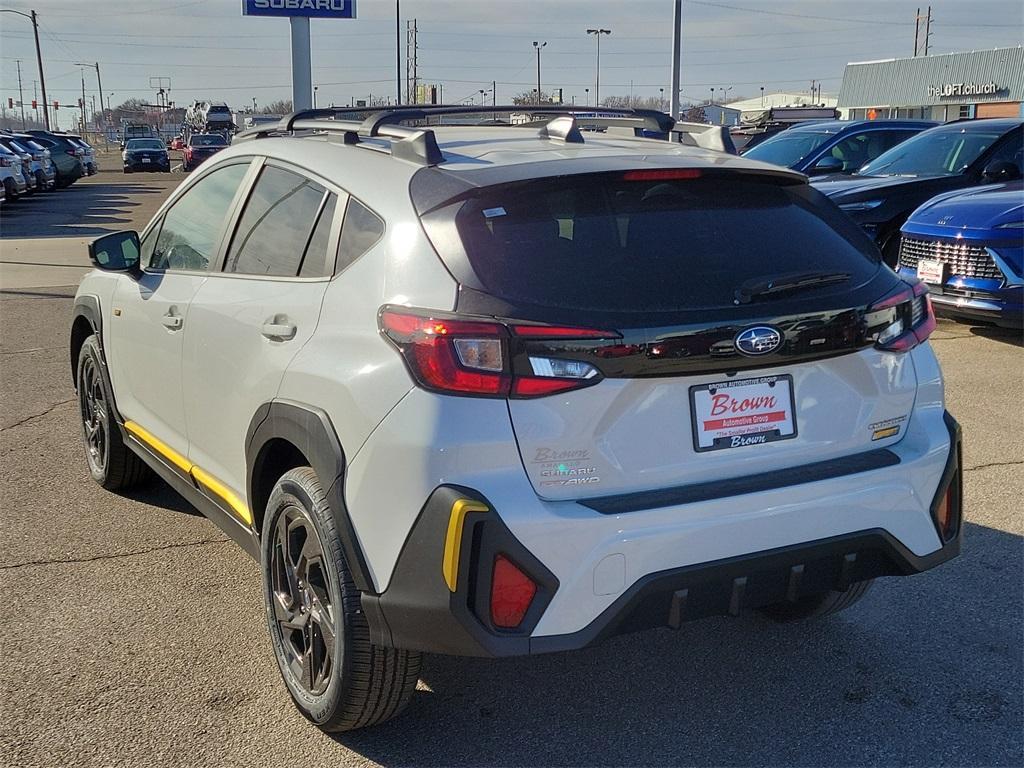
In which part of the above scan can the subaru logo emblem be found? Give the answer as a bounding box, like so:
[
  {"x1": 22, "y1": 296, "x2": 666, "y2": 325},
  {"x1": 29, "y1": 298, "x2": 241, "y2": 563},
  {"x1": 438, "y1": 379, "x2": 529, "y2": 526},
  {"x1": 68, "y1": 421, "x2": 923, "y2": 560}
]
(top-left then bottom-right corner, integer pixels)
[{"x1": 735, "y1": 326, "x2": 783, "y2": 356}]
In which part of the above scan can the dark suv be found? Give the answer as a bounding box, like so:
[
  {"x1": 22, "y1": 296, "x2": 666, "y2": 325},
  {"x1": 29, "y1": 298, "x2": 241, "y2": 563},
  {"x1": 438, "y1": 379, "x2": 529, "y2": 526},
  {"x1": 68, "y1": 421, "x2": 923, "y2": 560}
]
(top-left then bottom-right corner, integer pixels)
[
  {"x1": 26, "y1": 130, "x2": 85, "y2": 188},
  {"x1": 812, "y1": 119, "x2": 1023, "y2": 266},
  {"x1": 744, "y1": 120, "x2": 937, "y2": 176}
]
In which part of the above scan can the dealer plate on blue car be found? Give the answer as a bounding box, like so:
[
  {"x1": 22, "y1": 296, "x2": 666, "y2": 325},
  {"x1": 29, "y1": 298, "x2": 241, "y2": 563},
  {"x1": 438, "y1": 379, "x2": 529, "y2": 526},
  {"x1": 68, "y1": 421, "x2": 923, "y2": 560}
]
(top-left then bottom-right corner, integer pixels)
[{"x1": 689, "y1": 375, "x2": 797, "y2": 452}]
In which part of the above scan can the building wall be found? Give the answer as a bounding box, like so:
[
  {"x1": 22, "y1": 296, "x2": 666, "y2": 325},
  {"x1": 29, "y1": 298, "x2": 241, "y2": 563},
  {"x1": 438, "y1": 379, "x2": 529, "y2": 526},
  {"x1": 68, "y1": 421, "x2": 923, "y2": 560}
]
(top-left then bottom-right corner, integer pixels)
[{"x1": 838, "y1": 47, "x2": 1023, "y2": 120}]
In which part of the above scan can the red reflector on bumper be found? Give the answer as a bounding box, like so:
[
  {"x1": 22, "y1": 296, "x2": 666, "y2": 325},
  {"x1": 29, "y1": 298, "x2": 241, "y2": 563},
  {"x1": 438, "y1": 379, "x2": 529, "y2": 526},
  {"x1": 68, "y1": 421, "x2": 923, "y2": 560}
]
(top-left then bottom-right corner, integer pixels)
[{"x1": 490, "y1": 554, "x2": 537, "y2": 628}]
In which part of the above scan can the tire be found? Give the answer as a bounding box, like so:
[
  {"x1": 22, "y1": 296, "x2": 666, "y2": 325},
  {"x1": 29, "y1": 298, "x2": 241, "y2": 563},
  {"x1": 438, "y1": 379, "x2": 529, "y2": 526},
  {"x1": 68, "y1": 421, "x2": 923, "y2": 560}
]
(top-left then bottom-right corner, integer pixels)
[
  {"x1": 3, "y1": 178, "x2": 17, "y2": 201},
  {"x1": 261, "y1": 467, "x2": 421, "y2": 732},
  {"x1": 760, "y1": 579, "x2": 874, "y2": 623},
  {"x1": 35, "y1": 170, "x2": 46, "y2": 191},
  {"x1": 76, "y1": 335, "x2": 151, "y2": 491}
]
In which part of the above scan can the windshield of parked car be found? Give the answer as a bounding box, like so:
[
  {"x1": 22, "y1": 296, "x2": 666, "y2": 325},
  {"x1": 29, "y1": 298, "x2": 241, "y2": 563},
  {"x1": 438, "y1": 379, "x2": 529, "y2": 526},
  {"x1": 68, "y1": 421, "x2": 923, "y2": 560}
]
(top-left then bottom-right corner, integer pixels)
[
  {"x1": 743, "y1": 131, "x2": 833, "y2": 168},
  {"x1": 127, "y1": 139, "x2": 164, "y2": 151},
  {"x1": 190, "y1": 134, "x2": 226, "y2": 147},
  {"x1": 860, "y1": 126, "x2": 1005, "y2": 177}
]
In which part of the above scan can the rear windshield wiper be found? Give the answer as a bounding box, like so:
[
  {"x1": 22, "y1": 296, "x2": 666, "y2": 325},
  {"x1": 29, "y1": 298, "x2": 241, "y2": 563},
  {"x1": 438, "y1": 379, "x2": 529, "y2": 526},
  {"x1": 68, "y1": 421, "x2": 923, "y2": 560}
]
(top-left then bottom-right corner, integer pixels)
[{"x1": 734, "y1": 271, "x2": 850, "y2": 305}]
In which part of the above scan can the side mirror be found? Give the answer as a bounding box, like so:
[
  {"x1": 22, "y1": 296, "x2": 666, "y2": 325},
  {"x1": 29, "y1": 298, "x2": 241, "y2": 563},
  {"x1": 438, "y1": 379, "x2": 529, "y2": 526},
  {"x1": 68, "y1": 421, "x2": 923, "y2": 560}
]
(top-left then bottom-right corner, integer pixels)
[
  {"x1": 982, "y1": 160, "x2": 1021, "y2": 182},
  {"x1": 810, "y1": 156, "x2": 844, "y2": 175},
  {"x1": 89, "y1": 231, "x2": 142, "y2": 275}
]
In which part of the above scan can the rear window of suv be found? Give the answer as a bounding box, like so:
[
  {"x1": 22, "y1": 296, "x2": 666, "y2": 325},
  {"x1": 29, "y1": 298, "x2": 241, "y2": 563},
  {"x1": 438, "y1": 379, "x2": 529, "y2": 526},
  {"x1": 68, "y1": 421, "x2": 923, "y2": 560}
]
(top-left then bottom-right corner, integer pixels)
[{"x1": 448, "y1": 173, "x2": 880, "y2": 312}]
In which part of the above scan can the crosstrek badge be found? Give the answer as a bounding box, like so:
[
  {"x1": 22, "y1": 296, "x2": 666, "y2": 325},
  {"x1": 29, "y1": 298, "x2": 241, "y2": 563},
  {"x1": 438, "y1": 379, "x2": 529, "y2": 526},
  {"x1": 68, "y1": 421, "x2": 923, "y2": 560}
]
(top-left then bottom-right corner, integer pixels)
[{"x1": 690, "y1": 375, "x2": 797, "y2": 451}]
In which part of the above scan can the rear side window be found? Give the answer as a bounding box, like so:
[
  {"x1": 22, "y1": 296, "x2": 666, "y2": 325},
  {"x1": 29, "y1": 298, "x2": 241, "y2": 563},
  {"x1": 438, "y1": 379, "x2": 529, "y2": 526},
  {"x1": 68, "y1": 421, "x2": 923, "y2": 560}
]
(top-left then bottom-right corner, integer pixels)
[
  {"x1": 450, "y1": 174, "x2": 879, "y2": 312},
  {"x1": 337, "y1": 198, "x2": 385, "y2": 272},
  {"x1": 225, "y1": 165, "x2": 329, "y2": 277}
]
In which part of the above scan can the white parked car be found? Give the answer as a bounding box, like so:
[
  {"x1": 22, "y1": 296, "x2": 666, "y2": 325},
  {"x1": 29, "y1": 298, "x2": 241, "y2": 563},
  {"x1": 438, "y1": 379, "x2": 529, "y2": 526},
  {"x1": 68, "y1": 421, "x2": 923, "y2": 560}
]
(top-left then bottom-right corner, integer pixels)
[
  {"x1": 0, "y1": 144, "x2": 29, "y2": 199},
  {"x1": 70, "y1": 105, "x2": 963, "y2": 732}
]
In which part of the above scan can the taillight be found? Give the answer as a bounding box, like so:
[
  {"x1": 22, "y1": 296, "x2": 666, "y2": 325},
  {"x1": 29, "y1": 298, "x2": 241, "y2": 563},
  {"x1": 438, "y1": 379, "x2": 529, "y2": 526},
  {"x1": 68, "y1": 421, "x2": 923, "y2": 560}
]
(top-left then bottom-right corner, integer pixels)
[
  {"x1": 379, "y1": 306, "x2": 614, "y2": 398},
  {"x1": 490, "y1": 554, "x2": 537, "y2": 628},
  {"x1": 623, "y1": 168, "x2": 702, "y2": 181},
  {"x1": 66, "y1": 149, "x2": 78, "y2": 157},
  {"x1": 866, "y1": 280, "x2": 935, "y2": 352},
  {"x1": 0, "y1": 157, "x2": 11, "y2": 167}
]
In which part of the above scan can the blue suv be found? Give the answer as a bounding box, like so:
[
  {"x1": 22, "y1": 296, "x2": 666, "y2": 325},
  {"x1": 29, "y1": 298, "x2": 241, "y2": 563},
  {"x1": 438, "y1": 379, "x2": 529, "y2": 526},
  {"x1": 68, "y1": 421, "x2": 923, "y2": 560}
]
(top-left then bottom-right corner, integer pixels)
[
  {"x1": 899, "y1": 181, "x2": 1023, "y2": 328},
  {"x1": 743, "y1": 120, "x2": 936, "y2": 176}
]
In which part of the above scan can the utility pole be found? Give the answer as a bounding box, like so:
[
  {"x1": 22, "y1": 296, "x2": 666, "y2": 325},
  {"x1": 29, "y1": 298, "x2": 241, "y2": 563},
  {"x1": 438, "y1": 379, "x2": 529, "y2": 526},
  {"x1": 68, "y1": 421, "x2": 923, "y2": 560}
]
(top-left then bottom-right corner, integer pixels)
[
  {"x1": 533, "y1": 41, "x2": 547, "y2": 104},
  {"x1": 80, "y1": 68, "x2": 87, "y2": 133},
  {"x1": 670, "y1": 0, "x2": 682, "y2": 120},
  {"x1": 406, "y1": 19, "x2": 418, "y2": 104},
  {"x1": 395, "y1": 0, "x2": 401, "y2": 104},
  {"x1": 16, "y1": 59, "x2": 26, "y2": 129},
  {"x1": 586, "y1": 28, "x2": 611, "y2": 107},
  {"x1": 0, "y1": 10, "x2": 50, "y2": 129},
  {"x1": 923, "y1": 6, "x2": 932, "y2": 56},
  {"x1": 913, "y1": 7, "x2": 921, "y2": 56}
]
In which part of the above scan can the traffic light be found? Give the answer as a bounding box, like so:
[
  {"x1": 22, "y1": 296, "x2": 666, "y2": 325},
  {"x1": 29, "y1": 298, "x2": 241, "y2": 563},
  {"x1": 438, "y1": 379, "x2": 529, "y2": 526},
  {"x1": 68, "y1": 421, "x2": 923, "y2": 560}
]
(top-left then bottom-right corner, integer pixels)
[
  {"x1": 7, "y1": 98, "x2": 12, "y2": 109},
  {"x1": 53, "y1": 101, "x2": 59, "y2": 110},
  {"x1": 31, "y1": 100, "x2": 37, "y2": 110},
  {"x1": 78, "y1": 98, "x2": 84, "y2": 108}
]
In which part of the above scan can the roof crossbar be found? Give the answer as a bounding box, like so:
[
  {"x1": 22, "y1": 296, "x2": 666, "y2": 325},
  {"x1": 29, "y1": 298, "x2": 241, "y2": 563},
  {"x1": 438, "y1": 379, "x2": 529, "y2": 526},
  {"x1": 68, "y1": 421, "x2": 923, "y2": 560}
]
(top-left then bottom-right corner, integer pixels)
[{"x1": 231, "y1": 103, "x2": 678, "y2": 166}]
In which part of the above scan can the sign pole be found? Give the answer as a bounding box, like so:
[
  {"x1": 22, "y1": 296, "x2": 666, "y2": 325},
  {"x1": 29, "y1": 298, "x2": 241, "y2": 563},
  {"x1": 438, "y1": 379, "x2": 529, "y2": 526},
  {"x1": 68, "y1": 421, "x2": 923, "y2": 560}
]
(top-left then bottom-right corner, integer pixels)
[{"x1": 290, "y1": 16, "x2": 313, "y2": 111}]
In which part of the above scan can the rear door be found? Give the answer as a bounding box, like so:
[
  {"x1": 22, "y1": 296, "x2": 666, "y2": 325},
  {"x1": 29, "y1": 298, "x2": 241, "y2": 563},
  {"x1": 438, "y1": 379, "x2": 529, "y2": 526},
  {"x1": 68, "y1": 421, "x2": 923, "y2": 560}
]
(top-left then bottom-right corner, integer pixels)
[
  {"x1": 181, "y1": 160, "x2": 344, "y2": 520},
  {"x1": 439, "y1": 172, "x2": 918, "y2": 501}
]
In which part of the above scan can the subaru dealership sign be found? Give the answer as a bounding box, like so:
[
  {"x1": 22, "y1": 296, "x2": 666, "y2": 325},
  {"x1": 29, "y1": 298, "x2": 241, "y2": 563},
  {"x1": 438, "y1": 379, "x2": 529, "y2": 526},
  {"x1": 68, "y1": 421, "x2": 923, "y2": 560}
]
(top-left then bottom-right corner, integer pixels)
[{"x1": 242, "y1": 0, "x2": 356, "y2": 18}]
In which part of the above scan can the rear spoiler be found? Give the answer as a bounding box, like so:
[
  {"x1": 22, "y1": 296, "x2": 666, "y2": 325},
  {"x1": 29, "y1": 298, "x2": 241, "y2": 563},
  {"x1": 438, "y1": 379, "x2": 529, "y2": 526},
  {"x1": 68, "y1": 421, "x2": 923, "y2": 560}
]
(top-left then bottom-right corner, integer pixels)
[{"x1": 670, "y1": 122, "x2": 738, "y2": 154}]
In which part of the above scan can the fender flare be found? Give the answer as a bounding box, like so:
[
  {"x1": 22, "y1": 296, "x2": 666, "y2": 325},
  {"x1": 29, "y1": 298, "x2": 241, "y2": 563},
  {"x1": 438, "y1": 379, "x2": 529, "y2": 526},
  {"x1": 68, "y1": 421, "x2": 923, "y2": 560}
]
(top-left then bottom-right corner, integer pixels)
[
  {"x1": 70, "y1": 294, "x2": 126, "y2": 424},
  {"x1": 245, "y1": 401, "x2": 373, "y2": 593}
]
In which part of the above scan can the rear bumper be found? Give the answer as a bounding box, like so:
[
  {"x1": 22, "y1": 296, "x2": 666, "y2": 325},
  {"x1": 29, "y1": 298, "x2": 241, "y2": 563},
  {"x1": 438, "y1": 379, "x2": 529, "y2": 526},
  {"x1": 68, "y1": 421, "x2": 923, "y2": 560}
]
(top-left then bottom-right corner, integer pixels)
[
  {"x1": 363, "y1": 409, "x2": 962, "y2": 657},
  {"x1": 124, "y1": 159, "x2": 170, "y2": 171}
]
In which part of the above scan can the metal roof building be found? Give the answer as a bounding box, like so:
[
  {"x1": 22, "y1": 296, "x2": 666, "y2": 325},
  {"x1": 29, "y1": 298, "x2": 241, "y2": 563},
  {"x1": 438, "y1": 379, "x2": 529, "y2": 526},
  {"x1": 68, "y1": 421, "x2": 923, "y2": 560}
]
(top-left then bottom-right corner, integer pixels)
[{"x1": 838, "y1": 47, "x2": 1023, "y2": 122}]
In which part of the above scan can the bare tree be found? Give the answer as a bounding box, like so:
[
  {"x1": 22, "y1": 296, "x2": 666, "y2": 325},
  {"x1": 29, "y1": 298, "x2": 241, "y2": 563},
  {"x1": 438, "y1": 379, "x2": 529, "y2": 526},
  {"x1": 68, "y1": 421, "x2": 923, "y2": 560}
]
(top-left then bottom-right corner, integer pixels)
[
  {"x1": 682, "y1": 105, "x2": 709, "y2": 123},
  {"x1": 261, "y1": 100, "x2": 293, "y2": 115}
]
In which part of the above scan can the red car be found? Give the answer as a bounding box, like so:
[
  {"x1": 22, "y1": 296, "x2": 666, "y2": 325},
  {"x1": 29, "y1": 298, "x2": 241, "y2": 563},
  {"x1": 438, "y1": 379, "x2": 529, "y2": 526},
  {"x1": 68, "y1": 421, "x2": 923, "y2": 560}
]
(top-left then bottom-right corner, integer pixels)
[
  {"x1": 182, "y1": 133, "x2": 228, "y2": 172},
  {"x1": 170, "y1": 136, "x2": 185, "y2": 151}
]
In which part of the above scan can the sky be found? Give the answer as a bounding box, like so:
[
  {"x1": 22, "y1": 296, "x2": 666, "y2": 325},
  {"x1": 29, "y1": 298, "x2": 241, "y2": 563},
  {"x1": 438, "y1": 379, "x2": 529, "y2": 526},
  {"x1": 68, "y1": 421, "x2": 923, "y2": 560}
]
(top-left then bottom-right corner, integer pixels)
[{"x1": 1, "y1": 0, "x2": 1021, "y2": 124}]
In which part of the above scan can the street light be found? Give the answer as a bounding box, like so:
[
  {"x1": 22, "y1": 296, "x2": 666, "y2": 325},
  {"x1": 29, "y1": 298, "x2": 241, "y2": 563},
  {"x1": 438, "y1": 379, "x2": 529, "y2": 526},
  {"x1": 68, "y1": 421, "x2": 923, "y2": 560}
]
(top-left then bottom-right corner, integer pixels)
[
  {"x1": 533, "y1": 41, "x2": 547, "y2": 104},
  {"x1": 1, "y1": 8, "x2": 49, "y2": 129},
  {"x1": 659, "y1": 87, "x2": 665, "y2": 112},
  {"x1": 586, "y1": 28, "x2": 611, "y2": 107},
  {"x1": 585, "y1": 87, "x2": 590, "y2": 106},
  {"x1": 313, "y1": 86, "x2": 318, "y2": 108}
]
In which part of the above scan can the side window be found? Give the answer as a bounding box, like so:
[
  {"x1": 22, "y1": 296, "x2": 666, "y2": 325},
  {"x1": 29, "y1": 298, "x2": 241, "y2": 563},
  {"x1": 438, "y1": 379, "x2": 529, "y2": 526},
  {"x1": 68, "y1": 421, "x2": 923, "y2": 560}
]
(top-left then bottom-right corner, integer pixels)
[
  {"x1": 298, "y1": 195, "x2": 339, "y2": 278},
  {"x1": 140, "y1": 219, "x2": 162, "y2": 267},
  {"x1": 225, "y1": 165, "x2": 327, "y2": 277},
  {"x1": 983, "y1": 133, "x2": 1023, "y2": 172},
  {"x1": 337, "y1": 198, "x2": 385, "y2": 273},
  {"x1": 152, "y1": 163, "x2": 249, "y2": 271},
  {"x1": 828, "y1": 134, "x2": 871, "y2": 172}
]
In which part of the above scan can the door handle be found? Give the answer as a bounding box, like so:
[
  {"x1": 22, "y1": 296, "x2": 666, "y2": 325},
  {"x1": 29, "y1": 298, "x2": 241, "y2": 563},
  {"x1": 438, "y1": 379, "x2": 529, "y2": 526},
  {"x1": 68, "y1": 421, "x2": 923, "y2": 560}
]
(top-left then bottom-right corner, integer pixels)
[
  {"x1": 161, "y1": 313, "x2": 183, "y2": 330},
  {"x1": 261, "y1": 321, "x2": 297, "y2": 340}
]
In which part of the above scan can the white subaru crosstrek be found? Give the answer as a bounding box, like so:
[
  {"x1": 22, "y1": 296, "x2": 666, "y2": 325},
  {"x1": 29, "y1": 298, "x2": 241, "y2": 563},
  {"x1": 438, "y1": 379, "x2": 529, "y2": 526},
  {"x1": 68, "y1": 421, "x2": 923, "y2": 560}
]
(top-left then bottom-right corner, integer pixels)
[{"x1": 71, "y1": 106, "x2": 962, "y2": 732}]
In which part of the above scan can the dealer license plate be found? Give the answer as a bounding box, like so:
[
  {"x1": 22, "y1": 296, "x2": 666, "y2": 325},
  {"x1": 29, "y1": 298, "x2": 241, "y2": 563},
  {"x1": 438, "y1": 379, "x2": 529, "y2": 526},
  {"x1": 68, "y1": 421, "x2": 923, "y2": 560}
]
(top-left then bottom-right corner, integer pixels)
[
  {"x1": 917, "y1": 258, "x2": 946, "y2": 284},
  {"x1": 690, "y1": 375, "x2": 797, "y2": 452}
]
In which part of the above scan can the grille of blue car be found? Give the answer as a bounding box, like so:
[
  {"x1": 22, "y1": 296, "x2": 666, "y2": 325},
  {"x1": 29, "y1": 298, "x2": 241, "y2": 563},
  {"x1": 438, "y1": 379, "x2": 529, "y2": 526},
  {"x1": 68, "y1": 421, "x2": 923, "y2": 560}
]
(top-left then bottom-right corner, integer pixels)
[{"x1": 899, "y1": 237, "x2": 1002, "y2": 280}]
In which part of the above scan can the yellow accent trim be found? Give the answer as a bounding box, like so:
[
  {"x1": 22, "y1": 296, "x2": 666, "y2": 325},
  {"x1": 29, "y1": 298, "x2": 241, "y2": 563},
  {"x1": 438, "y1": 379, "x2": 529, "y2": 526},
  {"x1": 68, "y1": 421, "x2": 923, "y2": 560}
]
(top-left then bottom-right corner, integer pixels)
[
  {"x1": 123, "y1": 420, "x2": 252, "y2": 526},
  {"x1": 442, "y1": 499, "x2": 489, "y2": 592},
  {"x1": 124, "y1": 420, "x2": 192, "y2": 474},
  {"x1": 191, "y1": 466, "x2": 253, "y2": 526},
  {"x1": 872, "y1": 426, "x2": 901, "y2": 441}
]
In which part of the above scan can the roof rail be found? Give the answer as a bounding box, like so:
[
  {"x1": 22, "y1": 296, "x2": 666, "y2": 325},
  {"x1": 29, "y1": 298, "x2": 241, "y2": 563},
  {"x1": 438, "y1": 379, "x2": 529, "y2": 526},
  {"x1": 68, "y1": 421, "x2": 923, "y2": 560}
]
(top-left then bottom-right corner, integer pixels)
[{"x1": 231, "y1": 103, "x2": 679, "y2": 166}]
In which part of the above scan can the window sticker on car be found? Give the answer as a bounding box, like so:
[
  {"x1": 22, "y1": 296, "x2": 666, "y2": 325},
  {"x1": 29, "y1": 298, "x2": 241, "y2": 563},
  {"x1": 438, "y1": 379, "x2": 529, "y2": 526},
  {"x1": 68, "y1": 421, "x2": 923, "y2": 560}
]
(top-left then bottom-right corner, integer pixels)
[{"x1": 482, "y1": 206, "x2": 507, "y2": 218}]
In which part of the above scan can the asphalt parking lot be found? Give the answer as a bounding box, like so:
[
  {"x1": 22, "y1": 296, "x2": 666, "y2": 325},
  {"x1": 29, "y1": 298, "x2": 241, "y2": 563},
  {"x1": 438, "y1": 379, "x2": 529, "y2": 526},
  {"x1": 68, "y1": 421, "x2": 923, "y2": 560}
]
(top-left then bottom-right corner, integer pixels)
[{"x1": 1, "y1": 169, "x2": 1021, "y2": 767}]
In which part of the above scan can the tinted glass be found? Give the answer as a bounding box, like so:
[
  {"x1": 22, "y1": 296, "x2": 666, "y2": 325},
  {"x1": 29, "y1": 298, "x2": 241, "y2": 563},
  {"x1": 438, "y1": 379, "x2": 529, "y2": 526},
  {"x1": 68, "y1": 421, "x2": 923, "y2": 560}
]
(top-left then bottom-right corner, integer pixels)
[
  {"x1": 452, "y1": 175, "x2": 879, "y2": 312},
  {"x1": 152, "y1": 162, "x2": 249, "y2": 271},
  {"x1": 2, "y1": 139, "x2": 28, "y2": 154},
  {"x1": 299, "y1": 195, "x2": 338, "y2": 278},
  {"x1": 823, "y1": 131, "x2": 919, "y2": 172},
  {"x1": 860, "y1": 126, "x2": 1006, "y2": 176},
  {"x1": 127, "y1": 139, "x2": 163, "y2": 150},
  {"x1": 337, "y1": 198, "x2": 385, "y2": 271},
  {"x1": 743, "y1": 131, "x2": 832, "y2": 168},
  {"x1": 225, "y1": 165, "x2": 326, "y2": 276}
]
